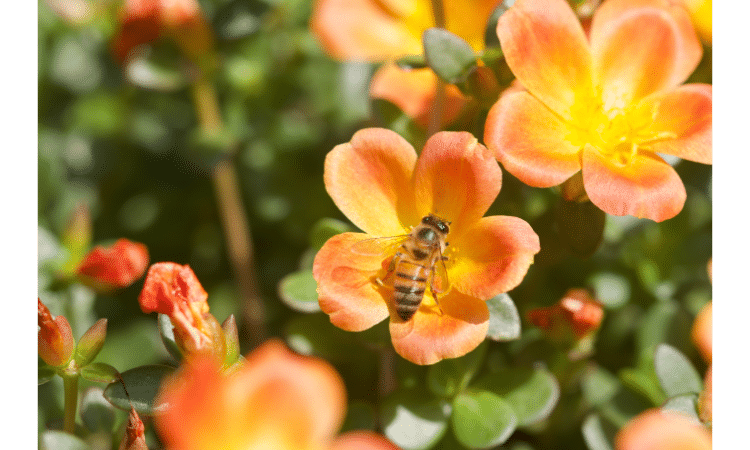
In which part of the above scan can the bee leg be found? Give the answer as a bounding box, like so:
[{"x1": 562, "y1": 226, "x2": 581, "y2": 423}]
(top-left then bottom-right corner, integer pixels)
[
  {"x1": 377, "y1": 252, "x2": 403, "y2": 286},
  {"x1": 429, "y1": 266, "x2": 444, "y2": 316}
]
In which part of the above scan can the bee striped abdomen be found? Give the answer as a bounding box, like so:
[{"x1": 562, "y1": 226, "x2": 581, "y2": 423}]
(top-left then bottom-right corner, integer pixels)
[{"x1": 393, "y1": 260, "x2": 430, "y2": 321}]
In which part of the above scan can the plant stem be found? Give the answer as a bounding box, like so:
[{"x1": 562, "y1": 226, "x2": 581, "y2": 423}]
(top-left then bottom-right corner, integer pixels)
[
  {"x1": 427, "y1": 0, "x2": 447, "y2": 137},
  {"x1": 191, "y1": 78, "x2": 266, "y2": 345},
  {"x1": 62, "y1": 373, "x2": 78, "y2": 434}
]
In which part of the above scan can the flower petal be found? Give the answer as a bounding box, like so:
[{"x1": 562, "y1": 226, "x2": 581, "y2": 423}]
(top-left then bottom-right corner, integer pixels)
[
  {"x1": 390, "y1": 290, "x2": 489, "y2": 365},
  {"x1": 325, "y1": 128, "x2": 417, "y2": 236},
  {"x1": 313, "y1": 233, "x2": 391, "y2": 332},
  {"x1": 615, "y1": 409, "x2": 712, "y2": 450},
  {"x1": 332, "y1": 431, "x2": 402, "y2": 450},
  {"x1": 590, "y1": 0, "x2": 702, "y2": 104},
  {"x1": 582, "y1": 145, "x2": 686, "y2": 222},
  {"x1": 485, "y1": 90, "x2": 582, "y2": 187},
  {"x1": 311, "y1": 0, "x2": 422, "y2": 61},
  {"x1": 370, "y1": 64, "x2": 468, "y2": 129},
  {"x1": 449, "y1": 216, "x2": 540, "y2": 299},
  {"x1": 645, "y1": 84, "x2": 712, "y2": 164},
  {"x1": 413, "y1": 131, "x2": 501, "y2": 236},
  {"x1": 496, "y1": 0, "x2": 593, "y2": 119}
]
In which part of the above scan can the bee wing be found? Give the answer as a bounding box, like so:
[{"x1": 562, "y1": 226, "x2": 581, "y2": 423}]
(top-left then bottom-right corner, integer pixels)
[
  {"x1": 349, "y1": 234, "x2": 410, "y2": 257},
  {"x1": 431, "y1": 246, "x2": 451, "y2": 294}
]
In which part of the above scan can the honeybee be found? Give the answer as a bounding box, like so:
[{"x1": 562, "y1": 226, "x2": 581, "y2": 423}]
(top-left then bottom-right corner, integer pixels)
[{"x1": 352, "y1": 214, "x2": 451, "y2": 321}]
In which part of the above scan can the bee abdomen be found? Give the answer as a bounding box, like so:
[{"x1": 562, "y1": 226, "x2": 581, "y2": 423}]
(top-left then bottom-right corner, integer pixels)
[{"x1": 394, "y1": 285, "x2": 425, "y2": 321}]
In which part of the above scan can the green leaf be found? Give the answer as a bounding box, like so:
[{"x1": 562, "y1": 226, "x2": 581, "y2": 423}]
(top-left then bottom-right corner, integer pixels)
[
  {"x1": 555, "y1": 198, "x2": 606, "y2": 258},
  {"x1": 427, "y1": 341, "x2": 487, "y2": 398},
  {"x1": 381, "y1": 390, "x2": 451, "y2": 450},
  {"x1": 80, "y1": 387, "x2": 115, "y2": 433},
  {"x1": 39, "y1": 365, "x2": 56, "y2": 385},
  {"x1": 581, "y1": 413, "x2": 617, "y2": 450},
  {"x1": 654, "y1": 344, "x2": 703, "y2": 397},
  {"x1": 422, "y1": 28, "x2": 477, "y2": 83},
  {"x1": 103, "y1": 364, "x2": 175, "y2": 415},
  {"x1": 486, "y1": 293, "x2": 521, "y2": 341},
  {"x1": 581, "y1": 366, "x2": 621, "y2": 407},
  {"x1": 40, "y1": 431, "x2": 92, "y2": 450},
  {"x1": 475, "y1": 367, "x2": 560, "y2": 426},
  {"x1": 278, "y1": 270, "x2": 321, "y2": 313},
  {"x1": 598, "y1": 387, "x2": 652, "y2": 428},
  {"x1": 395, "y1": 54, "x2": 428, "y2": 71},
  {"x1": 81, "y1": 362, "x2": 120, "y2": 384},
  {"x1": 158, "y1": 313, "x2": 184, "y2": 361},
  {"x1": 451, "y1": 390, "x2": 517, "y2": 448},
  {"x1": 484, "y1": 0, "x2": 515, "y2": 48},
  {"x1": 309, "y1": 217, "x2": 351, "y2": 250},
  {"x1": 662, "y1": 393, "x2": 700, "y2": 421}
]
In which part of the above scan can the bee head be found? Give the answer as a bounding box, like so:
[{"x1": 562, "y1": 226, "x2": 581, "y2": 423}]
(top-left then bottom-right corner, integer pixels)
[{"x1": 422, "y1": 214, "x2": 450, "y2": 234}]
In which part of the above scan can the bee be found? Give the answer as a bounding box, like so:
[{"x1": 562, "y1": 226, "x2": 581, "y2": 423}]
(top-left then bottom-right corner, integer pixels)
[{"x1": 352, "y1": 214, "x2": 451, "y2": 321}]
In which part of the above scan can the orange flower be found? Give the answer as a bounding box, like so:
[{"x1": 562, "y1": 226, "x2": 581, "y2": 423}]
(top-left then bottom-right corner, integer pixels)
[
  {"x1": 484, "y1": 0, "x2": 711, "y2": 222},
  {"x1": 138, "y1": 262, "x2": 224, "y2": 358},
  {"x1": 527, "y1": 288, "x2": 604, "y2": 341},
  {"x1": 615, "y1": 409, "x2": 711, "y2": 450},
  {"x1": 313, "y1": 129, "x2": 540, "y2": 364},
  {"x1": 682, "y1": 0, "x2": 711, "y2": 44},
  {"x1": 112, "y1": 0, "x2": 214, "y2": 63},
  {"x1": 691, "y1": 301, "x2": 712, "y2": 363},
  {"x1": 311, "y1": 0, "x2": 503, "y2": 125},
  {"x1": 38, "y1": 299, "x2": 75, "y2": 367},
  {"x1": 76, "y1": 239, "x2": 149, "y2": 293},
  {"x1": 155, "y1": 340, "x2": 399, "y2": 450}
]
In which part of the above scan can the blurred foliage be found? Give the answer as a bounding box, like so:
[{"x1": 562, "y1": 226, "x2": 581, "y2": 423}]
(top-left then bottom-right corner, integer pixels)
[{"x1": 39, "y1": 0, "x2": 711, "y2": 449}]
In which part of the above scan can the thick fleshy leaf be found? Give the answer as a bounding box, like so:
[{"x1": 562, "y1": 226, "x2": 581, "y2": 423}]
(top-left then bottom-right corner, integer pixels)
[
  {"x1": 413, "y1": 132, "x2": 501, "y2": 235},
  {"x1": 104, "y1": 364, "x2": 175, "y2": 415},
  {"x1": 313, "y1": 233, "x2": 391, "y2": 332},
  {"x1": 581, "y1": 413, "x2": 617, "y2": 450},
  {"x1": 422, "y1": 28, "x2": 477, "y2": 84},
  {"x1": 450, "y1": 216, "x2": 539, "y2": 299},
  {"x1": 332, "y1": 431, "x2": 402, "y2": 450},
  {"x1": 324, "y1": 128, "x2": 417, "y2": 236},
  {"x1": 381, "y1": 390, "x2": 451, "y2": 450},
  {"x1": 615, "y1": 409, "x2": 711, "y2": 450},
  {"x1": 496, "y1": 0, "x2": 593, "y2": 119},
  {"x1": 40, "y1": 431, "x2": 92, "y2": 450},
  {"x1": 390, "y1": 290, "x2": 489, "y2": 365},
  {"x1": 158, "y1": 313, "x2": 184, "y2": 361},
  {"x1": 662, "y1": 393, "x2": 700, "y2": 421},
  {"x1": 310, "y1": 0, "x2": 422, "y2": 60},
  {"x1": 486, "y1": 293, "x2": 521, "y2": 341},
  {"x1": 426, "y1": 341, "x2": 487, "y2": 398},
  {"x1": 309, "y1": 217, "x2": 352, "y2": 250},
  {"x1": 646, "y1": 84, "x2": 712, "y2": 164},
  {"x1": 654, "y1": 344, "x2": 703, "y2": 397},
  {"x1": 80, "y1": 387, "x2": 116, "y2": 433},
  {"x1": 81, "y1": 362, "x2": 120, "y2": 384},
  {"x1": 590, "y1": 0, "x2": 701, "y2": 103},
  {"x1": 476, "y1": 367, "x2": 560, "y2": 426},
  {"x1": 452, "y1": 390, "x2": 517, "y2": 448},
  {"x1": 582, "y1": 146, "x2": 686, "y2": 222},
  {"x1": 279, "y1": 270, "x2": 321, "y2": 313},
  {"x1": 485, "y1": 90, "x2": 582, "y2": 187}
]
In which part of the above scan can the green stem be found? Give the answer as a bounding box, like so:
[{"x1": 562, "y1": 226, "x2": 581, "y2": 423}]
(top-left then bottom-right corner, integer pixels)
[{"x1": 62, "y1": 373, "x2": 79, "y2": 434}]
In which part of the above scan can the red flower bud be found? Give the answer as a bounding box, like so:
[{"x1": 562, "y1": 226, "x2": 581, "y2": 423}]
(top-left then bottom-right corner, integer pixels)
[
  {"x1": 119, "y1": 408, "x2": 149, "y2": 450},
  {"x1": 38, "y1": 299, "x2": 75, "y2": 367},
  {"x1": 527, "y1": 288, "x2": 604, "y2": 342},
  {"x1": 77, "y1": 239, "x2": 150, "y2": 293}
]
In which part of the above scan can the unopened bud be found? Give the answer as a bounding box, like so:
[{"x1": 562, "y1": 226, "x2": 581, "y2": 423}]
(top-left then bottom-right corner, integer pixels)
[
  {"x1": 75, "y1": 319, "x2": 108, "y2": 367},
  {"x1": 221, "y1": 314, "x2": 240, "y2": 367},
  {"x1": 119, "y1": 408, "x2": 149, "y2": 450},
  {"x1": 527, "y1": 289, "x2": 604, "y2": 346},
  {"x1": 38, "y1": 299, "x2": 75, "y2": 367},
  {"x1": 77, "y1": 239, "x2": 150, "y2": 293}
]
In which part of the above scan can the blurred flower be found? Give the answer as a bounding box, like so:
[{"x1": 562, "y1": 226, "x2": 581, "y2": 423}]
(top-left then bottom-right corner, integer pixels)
[
  {"x1": 682, "y1": 0, "x2": 711, "y2": 44},
  {"x1": 119, "y1": 408, "x2": 148, "y2": 450},
  {"x1": 138, "y1": 262, "x2": 224, "y2": 358},
  {"x1": 313, "y1": 128, "x2": 539, "y2": 364},
  {"x1": 77, "y1": 238, "x2": 149, "y2": 293},
  {"x1": 311, "y1": 0, "x2": 503, "y2": 125},
  {"x1": 38, "y1": 299, "x2": 75, "y2": 368},
  {"x1": 615, "y1": 409, "x2": 711, "y2": 450},
  {"x1": 485, "y1": 0, "x2": 711, "y2": 222},
  {"x1": 527, "y1": 288, "x2": 604, "y2": 341},
  {"x1": 155, "y1": 340, "x2": 399, "y2": 450},
  {"x1": 112, "y1": 0, "x2": 215, "y2": 64},
  {"x1": 691, "y1": 301, "x2": 711, "y2": 363}
]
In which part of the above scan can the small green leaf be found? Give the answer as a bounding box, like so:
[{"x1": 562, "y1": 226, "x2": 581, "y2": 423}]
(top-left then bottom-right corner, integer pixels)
[
  {"x1": 422, "y1": 28, "x2": 477, "y2": 83},
  {"x1": 40, "y1": 431, "x2": 92, "y2": 450},
  {"x1": 395, "y1": 54, "x2": 428, "y2": 70},
  {"x1": 103, "y1": 364, "x2": 175, "y2": 415},
  {"x1": 662, "y1": 393, "x2": 700, "y2": 421},
  {"x1": 581, "y1": 366, "x2": 621, "y2": 407},
  {"x1": 381, "y1": 390, "x2": 451, "y2": 450},
  {"x1": 74, "y1": 318, "x2": 107, "y2": 367},
  {"x1": 475, "y1": 367, "x2": 560, "y2": 427},
  {"x1": 278, "y1": 270, "x2": 321, "y2": 313},
  {"x1": 654, "y1": 344, "x2": 703, "y2": 397},
  {"x1": 80, "y1": 387, "x2": 115, "y2": 433},
  {"x1": 158, "y1": 313, "x2": 184, "y2": 361},
  {"x1": 581, "y1": 413, "x2": 617, "y2": 450},
  {"x1": 451, "y1": 390, "x2": 517, "y2": 448},
  {"x1": 486, "y1": 293, "x2": 521, "y2": 341},
  {"x1": 222, "y1": 314, "x2": 240, "y2": 366},
  {"x1": 81, "y1": 362, "x2": 120, "y2": 384},
  {"x1": 555, "y1": 198, "x2": 606, "y2": 258},
  {"x1": 39, "y1": 365, "x2": 56, "y2": 385},
  {"x1": 309, "y1": 218, "x2": 351, "y2": 250},
  {"x1": 427, "y1": 341, "x2": 487, "y2": 398}
]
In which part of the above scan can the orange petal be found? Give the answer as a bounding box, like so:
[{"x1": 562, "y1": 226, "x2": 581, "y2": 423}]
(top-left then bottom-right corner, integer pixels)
[
  {"x1": 76, "y1": 238, "x2": 149, "y2": 292},
  {"x1": 332, "y1": 431, "x2": 402, "y2": 450},
  {"x1": 310, "y1": 0, "x2": 422, "y2": 61},
  {"x1": 615, "y1": 409, "x2": 711, "y2": 450},
  {"x1": 390, "y1": 290, "x2": 489, "y2": 365},
  {"x1": 582, "y1": 145, "x2": 686, "y2": 222},
  {"x1": 370, "y1": 64, "x2": 468, "y2": 129},
  {"x1": 496, "y1": 0, "x2": 593, "y2": 119},
  {"x1": 590, "y1": 0, "x2": 702, "y2": 104},
  {"x1": 691, "y1": 302, "x2": 712, "y2": 363},
  {"x1": 138, "y1": 262, "x2": 208, "y2": 315},
  {"x1": 449, "y1": 216, "x2": 540, "y2": 300},
  {"x1": 485, "y1": 90, "x2": 582, "y2": 187},
  {"x1": 413, "y1": 132, "x2": 501, "y2": 236},
  {"x1": 645, "y1": 84, "x2": 712, "y2": 164},
  {"x1": 325, "y1": 128, "x2": 417, "y2": 236},
  {"x1": 313, "y1": 233, "x2": 391, "y2": 332}
]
